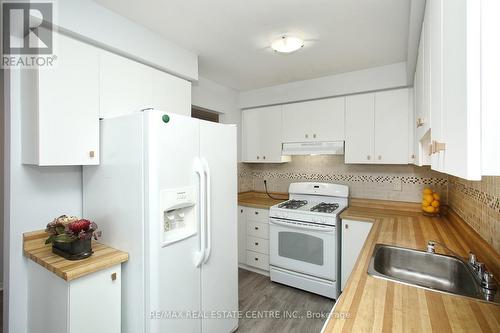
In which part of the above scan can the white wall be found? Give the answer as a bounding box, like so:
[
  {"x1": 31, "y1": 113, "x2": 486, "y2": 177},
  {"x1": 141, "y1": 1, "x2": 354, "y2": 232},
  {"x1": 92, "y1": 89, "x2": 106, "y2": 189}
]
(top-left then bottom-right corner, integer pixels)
[
  {"x1": 54, "y1": 0, "x2": 198, "y2": 81},
  {"x1": 238, "y1": 62, "x2": 408, "y2": 108},
  {"x1": 4, "y1": 69, "x2": 83, "y2": 333},
  {"x1": 192, "y1": 76, "x2": 239, "y2": 115},
  {"x1": 1, "y1": 69, "x2": 4, "y2": 292},
  {"x1": 192, "y1": 77, "x2": 242, "y2": 162},
  {"x1": 4, "y1": 3, "x2": 199, "y2": 332}
]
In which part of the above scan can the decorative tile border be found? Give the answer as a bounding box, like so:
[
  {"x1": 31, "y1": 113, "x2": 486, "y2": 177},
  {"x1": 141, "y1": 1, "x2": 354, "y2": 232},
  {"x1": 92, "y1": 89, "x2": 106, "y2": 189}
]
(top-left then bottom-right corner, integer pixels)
[
  {"x1": 238, "y1": 170, "x2": 448, "y2": 186},
  {"x1": 449, "y1": 178, "x2": 500, "y2": 213}
]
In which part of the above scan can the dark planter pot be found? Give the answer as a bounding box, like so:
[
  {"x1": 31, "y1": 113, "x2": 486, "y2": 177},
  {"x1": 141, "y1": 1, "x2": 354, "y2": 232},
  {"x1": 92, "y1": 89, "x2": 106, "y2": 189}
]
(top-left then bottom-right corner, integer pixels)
[{"x1": 52, "y1": 238, "x2": 93, "y2": 260}]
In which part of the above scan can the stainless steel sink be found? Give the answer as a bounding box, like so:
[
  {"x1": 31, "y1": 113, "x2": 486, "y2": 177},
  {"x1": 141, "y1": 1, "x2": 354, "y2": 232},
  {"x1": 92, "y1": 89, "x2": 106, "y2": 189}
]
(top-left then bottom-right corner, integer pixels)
[{"x1": 368, "y1": 244, "x2": 499, "y2": 304}]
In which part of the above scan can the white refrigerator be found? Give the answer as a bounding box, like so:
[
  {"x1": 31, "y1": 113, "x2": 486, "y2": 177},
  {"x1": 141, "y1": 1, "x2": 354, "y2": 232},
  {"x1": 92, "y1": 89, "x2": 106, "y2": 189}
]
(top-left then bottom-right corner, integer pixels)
[{"x1": 83, "y1": 111, "x2": 238, "y2": 333}]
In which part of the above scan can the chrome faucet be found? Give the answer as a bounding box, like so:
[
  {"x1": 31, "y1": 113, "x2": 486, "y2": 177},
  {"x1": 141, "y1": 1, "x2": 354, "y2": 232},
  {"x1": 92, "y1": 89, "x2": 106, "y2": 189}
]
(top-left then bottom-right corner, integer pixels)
[
  {"x1": 426, "y1": 240, "x2": 462, "y2": 258},
  {"x1": 426, "y1": 240, "x2": 497, "y2": 294}
]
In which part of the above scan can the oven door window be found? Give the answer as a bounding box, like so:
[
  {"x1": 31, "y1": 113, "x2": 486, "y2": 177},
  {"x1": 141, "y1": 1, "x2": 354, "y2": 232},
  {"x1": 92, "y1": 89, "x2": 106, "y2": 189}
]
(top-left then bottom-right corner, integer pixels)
[{"x1": 278, "y1": 231, "x2": 324, "y2": 265}]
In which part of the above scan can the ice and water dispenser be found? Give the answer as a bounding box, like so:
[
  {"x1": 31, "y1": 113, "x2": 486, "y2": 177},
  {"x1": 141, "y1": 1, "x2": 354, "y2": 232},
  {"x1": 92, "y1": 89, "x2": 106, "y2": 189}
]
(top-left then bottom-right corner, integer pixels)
[{"x1": 160, "y1": 187, "x2": 197, "y2": 246}]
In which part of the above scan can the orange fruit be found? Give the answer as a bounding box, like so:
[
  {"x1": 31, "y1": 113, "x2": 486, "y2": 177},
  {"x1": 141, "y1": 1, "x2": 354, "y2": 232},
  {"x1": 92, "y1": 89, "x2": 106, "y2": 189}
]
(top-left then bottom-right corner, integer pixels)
[
  {"x1": 423, "y1": 188, "x2": 433, "y2": 195},
  {"x1": 431, "y1": 200, "x2": 440, "y2": 208},
  {"x1": 423, "y1": 194, "x2": 434, "y2": 203},
  {"x1": 433, "y1": 193, "x2": 440, "y2": 201},
  {"x1": 422, "y1": 200, "x2": 430, "y2": 207},
  {"x1": 424, "y1": 206, "x2": 436, "y2": 213}
]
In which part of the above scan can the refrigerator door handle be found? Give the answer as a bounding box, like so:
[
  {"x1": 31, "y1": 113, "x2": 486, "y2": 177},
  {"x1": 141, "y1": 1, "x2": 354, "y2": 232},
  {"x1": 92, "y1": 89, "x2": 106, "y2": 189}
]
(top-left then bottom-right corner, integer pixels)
[
  {"x1": 202, "y1": 158, "x2": 212, "y2": 264},
  {"x1": 194, "y1": 157, "x2": 206, "y2": 267}
]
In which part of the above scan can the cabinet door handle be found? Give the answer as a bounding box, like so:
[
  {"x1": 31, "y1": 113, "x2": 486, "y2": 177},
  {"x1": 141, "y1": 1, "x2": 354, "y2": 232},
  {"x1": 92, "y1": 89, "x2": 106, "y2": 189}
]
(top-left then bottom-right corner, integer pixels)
[
  {"x1": 431, "y1": 140, "x2": 446, "y2": 154},
  {"x1": 255, "y1": 211, "x2": 258, "y2": 215},
  {"x1": 345, "y1": 224, "x2": 349, "y2": 229},
  {"x1": 378, "y1": 155, "x2": 382, "y2": 160},
  {"x1": 254, "y1": 257, "x2": 259, "y2": 261},
  {"x1": 305, "y1": 134, "x2": 308, "y2": 138},
  {"x1": 313, "y1": 134, "x2": 316, "y2": 138},
  {"x1": 263, "y1": 156, "x2": 266, "y2": 160},
  {"x1": 111, "y1": 272, "x2": 117, "y2": 281},
  {"x1": 416, "y1": 118, "x2": 424, "y2": 128},
  {"x1": 255, "y1": 242, "x2": 259, "y2": 246},
  {"x1": 254, "y1": 226, "x2": 259, "y2": 230},
  {"x1": 240, "y1": 209, "x2": 243, "y2": 213},
  {"x1": 89, "y1": 151, "x2": 95, "y2": 158},
  {"x1": 367, "y1": 155, "x2": 371, "y2": 160},
  {"x1": 256, "y1": 156, "x2": 260, "y2": 160}
]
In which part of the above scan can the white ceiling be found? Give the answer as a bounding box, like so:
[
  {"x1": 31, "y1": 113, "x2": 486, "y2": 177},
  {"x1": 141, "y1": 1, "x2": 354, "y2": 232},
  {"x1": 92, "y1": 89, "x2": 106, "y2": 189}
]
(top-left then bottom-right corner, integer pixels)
[{"x1": 94, "y1": 0, "x2": 412, "y2": 91}]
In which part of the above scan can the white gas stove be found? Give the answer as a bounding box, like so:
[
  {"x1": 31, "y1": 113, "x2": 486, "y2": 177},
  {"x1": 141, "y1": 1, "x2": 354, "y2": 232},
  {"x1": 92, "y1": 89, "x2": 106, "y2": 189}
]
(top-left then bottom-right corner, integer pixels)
[{"x1": 269, "y1": 182, "x2": 349, "y2": 299}]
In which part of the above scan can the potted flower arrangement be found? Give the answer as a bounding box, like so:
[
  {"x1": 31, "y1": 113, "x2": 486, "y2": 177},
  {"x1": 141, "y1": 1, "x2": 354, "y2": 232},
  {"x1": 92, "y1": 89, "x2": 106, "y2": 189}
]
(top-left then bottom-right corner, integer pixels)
[{"x1": 45, "y1": 215, "x2": 101, "y2": 260}]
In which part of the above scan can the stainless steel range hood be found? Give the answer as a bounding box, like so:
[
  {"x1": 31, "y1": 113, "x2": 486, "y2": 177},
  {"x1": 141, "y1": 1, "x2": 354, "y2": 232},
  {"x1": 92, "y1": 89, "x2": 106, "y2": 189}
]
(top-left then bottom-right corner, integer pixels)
[{"x1": 282, "y1": 141, "x2": 344, "y2": 155}]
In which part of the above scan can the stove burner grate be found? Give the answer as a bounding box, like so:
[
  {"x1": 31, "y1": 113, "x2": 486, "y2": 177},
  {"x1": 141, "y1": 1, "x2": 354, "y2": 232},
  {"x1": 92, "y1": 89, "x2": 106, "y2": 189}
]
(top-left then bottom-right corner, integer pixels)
[
  {"x1": 310, "y1": 202, "x2": 339, "y2": 214},
  {"x1": 278, "y1": 200, "x2": 308, "y2": 210}
]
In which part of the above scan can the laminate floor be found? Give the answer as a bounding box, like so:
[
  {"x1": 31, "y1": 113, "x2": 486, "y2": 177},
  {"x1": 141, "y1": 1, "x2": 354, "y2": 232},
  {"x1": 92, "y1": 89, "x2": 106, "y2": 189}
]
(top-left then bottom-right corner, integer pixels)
[{"x1": 236, "y1": 269, "x2": 334, "y2": 333}]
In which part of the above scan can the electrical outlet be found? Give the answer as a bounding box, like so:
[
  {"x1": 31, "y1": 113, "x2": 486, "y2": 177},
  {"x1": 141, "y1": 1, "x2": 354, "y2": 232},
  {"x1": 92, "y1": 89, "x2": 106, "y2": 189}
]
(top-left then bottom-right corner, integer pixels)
[{"x1": 392, "y1": 178, "x2": 402, "y2": 191}]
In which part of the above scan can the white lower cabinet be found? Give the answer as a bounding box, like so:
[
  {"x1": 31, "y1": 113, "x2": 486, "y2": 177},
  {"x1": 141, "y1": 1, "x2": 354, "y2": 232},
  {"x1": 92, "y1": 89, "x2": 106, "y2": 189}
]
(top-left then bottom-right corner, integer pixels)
[
  {"x1": 341, "y1": 219, "x2": 373, "y2": 291},
  {"x1": 28, "y1": 262, "x2": 121, "y2": 333},
  {"x1": 237, "y1": 207, "x2": 270, "y2": 272},
  {"x1": 238, "y1": 206, "x2": 247, "y2": 265},
  {"x1": 246, "y1": 236, "x2": 269, "y2": 254},
  {"x1": 246, "y1": 251, "x2": 270, "y2": 271}
]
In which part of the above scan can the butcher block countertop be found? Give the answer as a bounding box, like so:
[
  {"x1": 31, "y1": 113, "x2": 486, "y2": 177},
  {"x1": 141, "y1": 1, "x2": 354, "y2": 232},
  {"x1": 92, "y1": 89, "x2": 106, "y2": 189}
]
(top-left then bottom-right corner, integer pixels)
[
  {"x1": 23, "y1": 230, "x2": 129, "y2": 281},
  {"x1": 238, "y1": 191, "x2": 288, "y2": 209},
  {"x1": 324, "y1": 205, "x2": 500, "y2": 333}
]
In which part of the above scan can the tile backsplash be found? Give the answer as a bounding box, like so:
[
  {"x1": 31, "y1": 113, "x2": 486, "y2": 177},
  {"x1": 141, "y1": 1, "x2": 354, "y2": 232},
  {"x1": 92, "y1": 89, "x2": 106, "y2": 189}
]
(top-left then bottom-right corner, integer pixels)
[
  {"x1": 448, "y1": 176, "x2": 500, "y2": 253},
  {"x1": 238, "y1": 155, "x2": 448, "y2": 203}
]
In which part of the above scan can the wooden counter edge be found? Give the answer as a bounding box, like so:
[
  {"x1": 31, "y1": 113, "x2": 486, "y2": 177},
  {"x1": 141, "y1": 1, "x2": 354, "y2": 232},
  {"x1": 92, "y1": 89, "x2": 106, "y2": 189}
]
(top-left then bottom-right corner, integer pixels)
[
  {"x1": 23, "y1": 230, "x2": 129, "y2": 282},
  {"x1": 322, "y1": 205, "x2": 500, "y2": 332}
]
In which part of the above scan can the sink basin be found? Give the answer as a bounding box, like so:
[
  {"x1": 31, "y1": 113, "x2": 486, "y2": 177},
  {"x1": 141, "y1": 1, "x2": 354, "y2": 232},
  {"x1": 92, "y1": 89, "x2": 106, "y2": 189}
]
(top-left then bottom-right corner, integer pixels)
[{"x1": 368, "y1": 244, "x2": 499, "y2": 304}]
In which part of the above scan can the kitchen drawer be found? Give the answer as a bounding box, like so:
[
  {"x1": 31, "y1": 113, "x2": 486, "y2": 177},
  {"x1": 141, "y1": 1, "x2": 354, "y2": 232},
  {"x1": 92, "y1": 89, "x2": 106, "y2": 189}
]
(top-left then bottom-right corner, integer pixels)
[
  {"x1": 246, "y1": 221, "x2": 269, "y2": 239},
  {"x1": 246, "y1": 208, "x2": 269, "y2": 223},
  {"x1": 246, "y1": 236, "x2": 269, "y2": 254},
  {"x1": 246, "y1": 250, "x2": 269, "y2": 271}
]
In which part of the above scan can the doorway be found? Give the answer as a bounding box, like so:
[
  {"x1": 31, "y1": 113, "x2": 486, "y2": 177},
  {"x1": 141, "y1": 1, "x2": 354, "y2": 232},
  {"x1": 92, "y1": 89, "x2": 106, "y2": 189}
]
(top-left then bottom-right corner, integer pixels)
[{"x1": 191, "y1": 106, "x2": 220, "y2": 123}]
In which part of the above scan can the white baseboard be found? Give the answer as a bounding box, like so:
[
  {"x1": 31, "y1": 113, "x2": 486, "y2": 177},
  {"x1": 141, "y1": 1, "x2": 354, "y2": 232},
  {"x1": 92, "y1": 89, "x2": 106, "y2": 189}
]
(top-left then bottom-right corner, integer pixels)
[{"x1": 238, "y1": 263, "x2": 270, "y2": 277}]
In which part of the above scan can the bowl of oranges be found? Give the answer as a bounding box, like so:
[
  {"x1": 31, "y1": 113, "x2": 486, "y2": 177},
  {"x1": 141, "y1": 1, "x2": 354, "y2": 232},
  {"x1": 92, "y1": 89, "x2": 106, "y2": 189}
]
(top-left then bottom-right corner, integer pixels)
[{"x1": 422, "y1": 188, "x2": 440, "y2": 216}]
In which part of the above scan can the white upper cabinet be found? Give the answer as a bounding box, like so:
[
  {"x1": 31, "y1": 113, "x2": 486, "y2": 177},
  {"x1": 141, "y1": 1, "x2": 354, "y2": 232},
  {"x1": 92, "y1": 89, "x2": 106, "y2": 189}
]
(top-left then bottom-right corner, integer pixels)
[
  {"x1": 345, "y1": 89, "x2": 410, "y2": 164},
  {"x1": 282, "y1": 97, "x2": 345, "y2": 142},
  {"x1": 100, "y1": 51, "x2": 191, "y2": 118},
  {"x1": 413, "y1": 22, "x2": 432, "y2": 167},
  {"x1": 242, "y1": 109, "x2": 262, "y2": 162},
  {"x1": 414, "y1": 0, "x2": 484, "y2": 180},
  {"x1": 421, "y1": 6, "x2": 432, "y2": 135},
  {"x1": 242, "y1": 106, "x2": 290, "y2": 163},
  {"x1": 429, "y1": 0, "x2": 445, "y2": 173},
  {"x1": 151, "y1": 69, "x2": 191, "y2": 116},
  {"x1": 481, "y1": 0, "x2": 500, "y2": 176},
  {"x1": 21, "y1": 32, "x2": 100, "y2": 166},
  {"x1": 374, "y1": 89, "x2": 410, "y2": 164},
  {"x1": 99, "y1": 51, "x2": 153, "y2": 118},
  {"x1": 439, "y1": 0, "x2": 481, "y2": 180},
  {"x1": 345, "y1": 94, "x2": 375, "y2": 163}
]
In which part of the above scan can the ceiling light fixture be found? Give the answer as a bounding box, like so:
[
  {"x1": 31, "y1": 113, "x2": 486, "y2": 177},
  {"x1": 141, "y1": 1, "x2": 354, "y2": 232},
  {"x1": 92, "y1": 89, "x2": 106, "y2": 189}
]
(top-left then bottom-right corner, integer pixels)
[{"x1": 271, "y1": 35, "x2": 304, "y2": 53}]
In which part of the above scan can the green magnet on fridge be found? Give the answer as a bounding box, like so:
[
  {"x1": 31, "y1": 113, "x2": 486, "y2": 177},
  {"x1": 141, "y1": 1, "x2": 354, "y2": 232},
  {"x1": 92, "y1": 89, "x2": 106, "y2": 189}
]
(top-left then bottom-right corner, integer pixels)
[{"x1": 162, "y1": 114, "x2": 170, "y2": 123}]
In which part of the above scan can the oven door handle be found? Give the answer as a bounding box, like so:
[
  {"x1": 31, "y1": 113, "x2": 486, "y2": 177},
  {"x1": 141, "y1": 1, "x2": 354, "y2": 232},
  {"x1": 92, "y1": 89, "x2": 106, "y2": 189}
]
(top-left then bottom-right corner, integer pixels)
[{"x1": 269, "y1": 219, "x2": 335, "y2": 233}]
